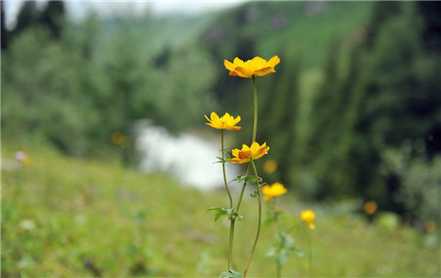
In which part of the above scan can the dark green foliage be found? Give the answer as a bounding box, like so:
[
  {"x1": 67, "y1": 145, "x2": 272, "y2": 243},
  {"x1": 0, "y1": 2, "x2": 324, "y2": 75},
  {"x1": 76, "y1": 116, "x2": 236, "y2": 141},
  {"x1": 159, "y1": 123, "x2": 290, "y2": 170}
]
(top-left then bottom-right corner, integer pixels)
[
  {"x1": 307, "y1": 2, "x2": 441, "y2": 222},
  {"x1": 303, "y1": 38, "x2": 366, "y2": 199},
  {"x1": 416, "y1": 2, "x2": 441, "y2": 53},
  {"x1": 2, "y1": 29, "x2": 97, "y2": 155},
  {"x1": 383, "y1": 149, "x2": 441, "y2": 225},
  {"x1": 365, "y1": 2, "x2": 401, "y2": 48},
  {"x1": 260, "y1": 59, "x2": 301, "y2": 187}
]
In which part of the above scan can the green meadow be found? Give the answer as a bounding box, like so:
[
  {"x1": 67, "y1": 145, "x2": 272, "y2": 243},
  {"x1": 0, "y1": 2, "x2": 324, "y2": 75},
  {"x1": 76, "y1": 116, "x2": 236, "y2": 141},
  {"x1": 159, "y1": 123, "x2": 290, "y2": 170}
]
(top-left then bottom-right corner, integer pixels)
[{"x1": 2, "y1": 146, "x2": 439, "y2": 277}]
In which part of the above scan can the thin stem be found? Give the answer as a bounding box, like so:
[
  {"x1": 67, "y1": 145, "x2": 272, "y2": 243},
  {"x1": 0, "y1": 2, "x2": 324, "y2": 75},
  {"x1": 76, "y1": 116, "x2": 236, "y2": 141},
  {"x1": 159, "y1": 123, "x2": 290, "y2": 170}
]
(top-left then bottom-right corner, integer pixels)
[
  {"x1": 221, "y1": 130, "x2": 233, "y2": 208},
  {"x1": 235, "y1": 166, "x2": 249, "y2": 213},
  {"x1": 244, "y1": 160, "x2": 262, "y2": 278},
  {"x1": 251, "y1": 77, "x2": 258, "y2": 143},
  {"x1": 228, "y1": 219, "x2": 236, "y2": 270},
  {"x1": 220, "y1": 130, "x2": 235, "y2": 270}
]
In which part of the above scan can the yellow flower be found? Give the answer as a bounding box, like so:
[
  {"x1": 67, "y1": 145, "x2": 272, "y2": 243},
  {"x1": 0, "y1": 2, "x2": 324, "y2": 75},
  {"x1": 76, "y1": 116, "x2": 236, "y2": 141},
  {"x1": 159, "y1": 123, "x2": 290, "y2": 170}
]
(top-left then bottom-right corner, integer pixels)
[
  {"x1": 224, "y1": 56, "x2": 280, "y2": 78},
  {"x1": 263, "y1": 159, "x2": 278, "y2": 174},
  {"x1": 262, "y1": 182, "x2": 287, "y2": 201},
  {"x1": 363, "y1": 201, "x2": 378, "y2": 215},
  {"x1": 300, "y1": 209, "x2": 316, "y2": 230},
  {"x1": 204, "y1": 112, "x2": 241, "y2": 131},
  {"x1": 230, "y1": 142, "x2": 270, "y2": 164}
]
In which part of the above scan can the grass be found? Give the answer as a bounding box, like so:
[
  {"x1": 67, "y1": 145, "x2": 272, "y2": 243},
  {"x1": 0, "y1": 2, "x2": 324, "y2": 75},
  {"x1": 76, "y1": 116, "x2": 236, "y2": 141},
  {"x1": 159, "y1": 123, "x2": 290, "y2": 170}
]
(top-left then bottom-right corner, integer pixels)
[{"x1": 2, "y1": 146, "x2": 440, "y2": 277}]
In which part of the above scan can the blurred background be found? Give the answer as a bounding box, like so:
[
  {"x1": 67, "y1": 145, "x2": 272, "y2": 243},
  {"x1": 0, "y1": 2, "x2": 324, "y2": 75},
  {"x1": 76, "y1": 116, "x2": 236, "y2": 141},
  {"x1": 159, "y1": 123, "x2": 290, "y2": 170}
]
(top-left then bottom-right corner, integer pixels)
[{"x1": 2, "y1": 1, "x2": 441, "y2": 277}]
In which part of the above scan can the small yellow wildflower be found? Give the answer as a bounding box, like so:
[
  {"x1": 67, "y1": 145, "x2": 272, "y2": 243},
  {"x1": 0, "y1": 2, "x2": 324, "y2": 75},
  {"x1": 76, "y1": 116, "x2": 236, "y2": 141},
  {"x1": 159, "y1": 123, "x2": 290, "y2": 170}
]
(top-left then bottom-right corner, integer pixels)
[
  {"x1": 262, "y1": 182, "x2": 287, "y2": 201},
  {"x1": 204, "y1": 112, "x2": 241, "y2": 131},
  {"x1": 224, "y1": 56, "x2": 280, "y2": 78},
  {"x1": 230, "y1": 142, "x2": 270, "y2": 164},
  {"x1": 112, "y1": 131, "x2": 126, "y2": 145},
  {"x1": 300, "y1": 209, "x2": 316, "y2": 230},
  {"x1": 363, "y1": 201, "x2": 378, "y2": 215},
  {"x1": 263, "y1": 159, "x2": 278, "y2": 174}
]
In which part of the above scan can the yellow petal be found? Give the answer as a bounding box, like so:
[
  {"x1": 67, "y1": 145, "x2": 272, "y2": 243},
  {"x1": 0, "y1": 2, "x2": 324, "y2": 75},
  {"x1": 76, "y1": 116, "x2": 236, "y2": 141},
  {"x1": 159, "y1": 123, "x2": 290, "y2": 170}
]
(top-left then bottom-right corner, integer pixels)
[
  {"x1": 268, "y1": 55, "x2": 280, "y2": 67},
  {"x1": 234, "y1": 66, "x2": 253, "y2": 78},
  {"x1": 224, "y1": 59, "x2": 236, "y2": 71},
  {"x1": 249, "y1": 56, "x2": 267, "y2": 70},
  {"x1": 233, "y1": 57, "x2": 245, "y2": 66},
  {"x1": 206, "y1": 122, "x2": 219, "y2": 129},
  {"x1": 233, "y1": 115, "x2": 241, "y2": 124},
  {"x1": 254, "y1": 67, "x2": 275, "y2": 77},
  {"x1": 210, "y1": 112, "x2": 219, "y2": 121},
  {"x1": 227, "y1": 126, "x2": 241, "y2": 131},
  {"x1": 250, "y1": 142, "x2": 260, "y2": 152}
]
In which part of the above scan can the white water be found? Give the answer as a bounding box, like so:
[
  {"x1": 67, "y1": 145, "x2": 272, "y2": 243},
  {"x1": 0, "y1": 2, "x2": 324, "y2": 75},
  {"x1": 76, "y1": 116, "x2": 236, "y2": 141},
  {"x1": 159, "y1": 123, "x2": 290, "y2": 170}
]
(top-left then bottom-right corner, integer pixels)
[{"x1": 136, "y1": 122, "x2": 239, "y2": 190}]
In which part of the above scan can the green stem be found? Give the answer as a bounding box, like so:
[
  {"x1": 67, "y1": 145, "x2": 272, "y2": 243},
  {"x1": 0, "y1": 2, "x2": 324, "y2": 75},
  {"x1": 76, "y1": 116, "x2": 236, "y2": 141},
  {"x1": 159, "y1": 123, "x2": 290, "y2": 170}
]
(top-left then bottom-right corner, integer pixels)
[
  {"x1": 228, "y1": 219, "x2": 236, "y2": 270},
  {"x1": 220, "y1": 130, "x2": 235, "y2": 270},
  {"x1": 235, "y1": 166, "x2": 249, "y2": 213},
  {"x1": 221, "y1": 130, "x2": 233, "y2": 208},
  {"x1": 251, "y1": 77, "x2": 258, "y2": 143},
  {"x1": 244, "y1": 160, "x2": 262, "y2": 278},
  {"x1": 230, "y1": 166, "x2": 251, "y2": 271}
]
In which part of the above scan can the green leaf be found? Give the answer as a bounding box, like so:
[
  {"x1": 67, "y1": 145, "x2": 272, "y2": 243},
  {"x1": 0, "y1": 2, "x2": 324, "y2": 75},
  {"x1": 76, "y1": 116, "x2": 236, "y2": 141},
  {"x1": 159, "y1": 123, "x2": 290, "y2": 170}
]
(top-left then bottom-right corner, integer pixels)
[
  {"x1": 208, "y1": 207, "x2": 233, "y2": 222},
  {"x1": 219, "y1": 269, "x2": 242, "y2": 278},
  {"x1": 233, "y1": 175, "x2": 262, "y2": 185},
  {"x1": 232, "y1": 175, "x2": 247, "y2": 182},
  {"x1": 214, "y1": 157, "x2": 226, "y2": 164}
]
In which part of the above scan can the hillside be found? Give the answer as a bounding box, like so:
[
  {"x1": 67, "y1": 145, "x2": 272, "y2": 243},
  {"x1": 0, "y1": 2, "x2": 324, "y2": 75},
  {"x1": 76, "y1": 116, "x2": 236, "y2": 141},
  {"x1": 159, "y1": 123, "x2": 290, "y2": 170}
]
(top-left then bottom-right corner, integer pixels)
[
  {"x1": 201, "y1": 1, "x2": 372, "y2": 69},
  {"x1": 2, "y1": 146, "x2": 439, "y2": 277}
]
